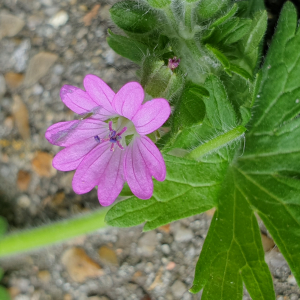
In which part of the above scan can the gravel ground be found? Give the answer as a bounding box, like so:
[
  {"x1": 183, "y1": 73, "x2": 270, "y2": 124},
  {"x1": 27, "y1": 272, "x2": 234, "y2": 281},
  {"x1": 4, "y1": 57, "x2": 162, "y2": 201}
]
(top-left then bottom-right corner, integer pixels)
[{"x1": 0, "y1": 0, "x2": 300, "y2": 299}]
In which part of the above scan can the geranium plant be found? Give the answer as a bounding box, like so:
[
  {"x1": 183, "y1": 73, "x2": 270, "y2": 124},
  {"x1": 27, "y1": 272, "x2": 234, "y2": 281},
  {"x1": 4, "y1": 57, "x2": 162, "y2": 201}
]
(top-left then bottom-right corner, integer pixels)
[{"x1": 1, "y1": 0, "x2": 300, "y2": 299}]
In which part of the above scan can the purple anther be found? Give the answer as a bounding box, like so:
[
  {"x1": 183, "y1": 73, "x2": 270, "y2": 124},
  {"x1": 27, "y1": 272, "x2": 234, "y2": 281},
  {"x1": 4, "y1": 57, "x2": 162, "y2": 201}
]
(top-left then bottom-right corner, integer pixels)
[
  {"x1": 168, "y1": 57, "x2": 180, "y2": 71},
  {"x1": 94, "y1": 135, "x2": 101, "y2": 143}
]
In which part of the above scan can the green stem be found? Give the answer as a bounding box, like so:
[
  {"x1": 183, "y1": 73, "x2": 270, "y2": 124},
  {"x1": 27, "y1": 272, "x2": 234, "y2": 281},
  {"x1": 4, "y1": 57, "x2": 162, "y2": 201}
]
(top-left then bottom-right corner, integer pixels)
[
  {"x1": 0, "y1": 208, "x2": 108, "y2": 258},
  {"x1": 186, "y1": 126, "x2": 246, "y2": 161}
]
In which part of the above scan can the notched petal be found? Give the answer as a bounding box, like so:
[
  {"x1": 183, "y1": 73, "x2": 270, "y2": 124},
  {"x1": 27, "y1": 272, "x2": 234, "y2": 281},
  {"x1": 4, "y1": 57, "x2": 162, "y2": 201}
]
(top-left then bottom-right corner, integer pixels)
[{"x1": 132, "y1": 98, "x2": 171, "y2": 135}]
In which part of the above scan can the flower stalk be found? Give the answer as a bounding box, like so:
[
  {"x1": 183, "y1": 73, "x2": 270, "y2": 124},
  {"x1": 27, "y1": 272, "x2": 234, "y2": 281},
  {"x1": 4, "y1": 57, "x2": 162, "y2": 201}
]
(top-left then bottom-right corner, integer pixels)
[{"x1": 0, "y1": 208, "x2": 108, "y2": 258}]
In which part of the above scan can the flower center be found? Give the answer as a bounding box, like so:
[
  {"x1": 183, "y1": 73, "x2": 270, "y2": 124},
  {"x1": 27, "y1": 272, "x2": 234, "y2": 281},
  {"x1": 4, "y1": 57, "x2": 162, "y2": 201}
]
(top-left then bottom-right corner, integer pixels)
[{"x1": 94, "y1": 121, "x2": 127, "y2": 151}]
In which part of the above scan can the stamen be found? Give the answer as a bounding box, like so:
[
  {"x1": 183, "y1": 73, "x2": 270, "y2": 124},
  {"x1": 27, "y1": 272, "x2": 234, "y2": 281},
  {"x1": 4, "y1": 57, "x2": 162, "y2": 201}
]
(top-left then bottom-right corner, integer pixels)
[
  {"x1": 117, "y1": 141, "x2": 124, "y2": 150},
  {"x1": 94, "y1": 135, "x2": 100, "y2": 143},
  {"x1": 117, "y1": 127, "x2": 127, "y2": 136},
  {"x1": 110, "y1": 143, "x2": 115, "y2": 151}
]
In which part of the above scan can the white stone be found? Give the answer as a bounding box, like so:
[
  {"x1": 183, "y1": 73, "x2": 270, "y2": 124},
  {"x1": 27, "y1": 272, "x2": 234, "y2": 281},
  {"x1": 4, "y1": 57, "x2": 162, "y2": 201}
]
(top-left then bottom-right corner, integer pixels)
[
  {"x1": 174, "y1": 226, "x2": 193, "y2": 243},
  {"x1": 171, "y1": 280, "x2": 186, "y2": 299},
  {"x1": 49, "y1": 11, "x2": 69, "y2": 28}
]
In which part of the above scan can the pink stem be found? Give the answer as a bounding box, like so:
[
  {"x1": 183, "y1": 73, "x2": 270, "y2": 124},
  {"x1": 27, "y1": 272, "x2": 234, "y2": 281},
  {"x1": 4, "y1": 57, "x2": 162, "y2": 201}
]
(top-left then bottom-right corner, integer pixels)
[
  {"x1": 109, "y1": 121, "x2": 113, "y2": 131},
  {"x1": 116, "y1": 141, "x2": 124, "y2": 150}
]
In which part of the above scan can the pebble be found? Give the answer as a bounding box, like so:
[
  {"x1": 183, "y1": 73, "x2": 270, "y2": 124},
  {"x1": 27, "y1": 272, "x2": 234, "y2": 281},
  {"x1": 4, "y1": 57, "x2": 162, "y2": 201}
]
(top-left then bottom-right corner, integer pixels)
[
  {"x1": 261, "y1": 233, "x2": 275, "y2": 252},
  {"x1": 0, "y1": 74, "x2": 6, "y2": 98},
  {"x1": 11, "y1": 39, "x2": 31, "y2": 72},
  {"x1": 138, "y1": 231, "x2": 158, "y2": 257},
  {"x1": 24, "y1": 52, "x2": 58, "y2": 87},
  {"x1": 171, "y1": 280, "x2": 186, "y2": 299},
  {"x1": 98, "y1": 245, "x2": 118, "y2": 266},
  {"x1": 61, "y1": 247, "x2": 104, "y2": 283},
  {"x1": 161, "y1": 244, "x2": 171, "y2": 255},
  {"x1": 288, "y1": 274, "x2": 297, "y2": 285},
  {"x1": 173, "y1": 225, "x2": 193, "y2": 243},
  {"x1": 290, "y1": 294, "x2": 298, "y2": 300},
  {"x1": 17, "y1": 170, "x2": 31, "y2": 191},
  {"x1": 49, "y1": 11, "x2": 69, "y2": 28},
  {"x1": 31, "y1": 151, "x2": 56, "y2": 177},
  {"x1": 4, "y1": 72, "x2": 24, "y2": 89},
  {"x1": 12, "y1": 95, "x2": 30, "y2": 140},
  {"x1": 0, "y1": 13, "x2": 25, "y2": 39},
  {"x1": 17, "y1": 194, "x2": 31, "y2": 208}
]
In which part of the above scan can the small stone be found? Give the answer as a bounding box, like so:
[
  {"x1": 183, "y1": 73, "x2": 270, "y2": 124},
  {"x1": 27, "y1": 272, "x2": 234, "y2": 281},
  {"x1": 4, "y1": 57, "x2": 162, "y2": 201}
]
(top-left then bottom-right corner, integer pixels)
[
  {"x1": 12, "y1": 95, "x2": 30, "y2": 140},
  {"x1": 0, "y1": 74, "x2": 6, "y2": 98},
  {"x1": 8, "y1": 286, "x2": 20, "y2": 298},
  {"x1": 24, "y1": 52, "x2": 58, "y2": 87},
  {"x1": 49, "y1": 11, "x2": 69, "y2": 28},
  {"x1": 287, "y1": 274, "x2": 297, "y2": 285},
  {"x1": 51, "y1": 192, "x2": 65, "y2": 206},
  {"x1": 61, "y1": 247, "x2": 104, "y2": 282},
  {"x1": 0, "y1": 13, "x2": 25, "y2": 39},
  {"x1": 166, "y1": 261, "x2": 176, "y2": 270},
  {"x1": 290, "y1": 294, "x2": 298, "y2": 300},
  {"x1": 173, "y1": 226, "x2": 193, "y2": 243},
  {"x1": 17, "y1": 195, "x2": 31, "y2": 208},
  {"x1": 76, "y1": 28, "x2": 88, "y2": 39},
  {"x1": 138, "y1": 231, "x2": 158, "y2": 257},
  {"x1": 32, "y1": 83, "x2": 44, "y2": 95},
  {"x1": 171, "y1": 280, "x2": 186, "y2": 299},
  {"x1": 205, "y1": 207, "x2": 216, "y2": 217},
  {"x1": 4, "y1": 72, "x2": 24, "y2": 89},
  {"x1": 17, "y1": 170, "x2": 31, "y2": 191},
  {"x1": 161, "y1": 244, "x2": 171, "y2": 255},
  {"x1": 63, "y1": 294, "x2": 72, "y2": 300},
  {"x1": 261, "y1": 233, "x2": 275, "y2": 252},
  {"x1": 4, "y1": 116, "x2": 14, "y2": 132},
  {"x1": 38, "y1": 270, "x2": 51, "y2": 283},
  {"x1": 10, "y1": 39, "x2": 31, "y2": 72},
  {"x1": 158, "y1": 224, "x2": 170, "y2": 233},
  {"x1": 82, "y1": 4, "x2": 101, "y2": 26},
  {"x1": 98, "y1": 245, "x2": 118, "y2": 266},
  {"x1": 31, "y1": 151, "x2": 56, "y2": 177}
]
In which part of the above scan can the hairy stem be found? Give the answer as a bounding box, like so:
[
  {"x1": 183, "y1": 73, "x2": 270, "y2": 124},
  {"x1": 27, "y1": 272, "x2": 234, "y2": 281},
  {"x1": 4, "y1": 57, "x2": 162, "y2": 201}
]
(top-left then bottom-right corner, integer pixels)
[
  {"x1": 0, "y1": 208, "x2": 108, "y2": 258},
  {"x1": 186, "y1": 126, "x2": 246, "y2": 160}
]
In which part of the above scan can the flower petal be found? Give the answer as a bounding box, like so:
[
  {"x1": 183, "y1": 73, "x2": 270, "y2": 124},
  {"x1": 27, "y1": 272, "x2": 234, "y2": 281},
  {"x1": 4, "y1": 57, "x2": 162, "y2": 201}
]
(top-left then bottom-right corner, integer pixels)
[
  {"x1": 53, "y1": 138, "x2": 99, "y2": 171},
  {"x1": 132, "y1": 98, "x2": 171, "y2": 135},
  {"x1": 72, "y1": 142, "x2": 114, "y2": 194},
  {"x1": 45, "y1": 119, "x2": 109, "y2": 147},
  {"x1": 138, "y1": 136, "x2": 166, "y2": 181},
  {"x1": 83, "y1": 74, "x2": 116, "y2": 117},
  {"x1": 60, "y1": 85, "x2": 99, "y2": 114},
  {"x1": 113, "y1": 82, "x2": 144, "y2": 120},
  {"x1": 124, "y1": 138, "x2": 153, "y2": 199},
  {"x1": 97, "y1": 148, "x2": 124, "y2": 206}
]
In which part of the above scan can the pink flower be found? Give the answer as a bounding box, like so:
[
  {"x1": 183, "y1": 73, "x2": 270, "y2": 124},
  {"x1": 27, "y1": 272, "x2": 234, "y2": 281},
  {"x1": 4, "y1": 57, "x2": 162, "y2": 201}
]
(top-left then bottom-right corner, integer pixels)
[{"x1": 45, "y1": 75, "x2": 171, "y2": 206}]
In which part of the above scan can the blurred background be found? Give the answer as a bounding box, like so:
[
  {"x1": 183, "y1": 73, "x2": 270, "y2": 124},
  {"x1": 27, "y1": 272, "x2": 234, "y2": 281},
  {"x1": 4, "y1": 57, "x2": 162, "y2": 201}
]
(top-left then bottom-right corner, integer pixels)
[{"x1": 0, "y1": 0, "x2": 300, "y2": 299}]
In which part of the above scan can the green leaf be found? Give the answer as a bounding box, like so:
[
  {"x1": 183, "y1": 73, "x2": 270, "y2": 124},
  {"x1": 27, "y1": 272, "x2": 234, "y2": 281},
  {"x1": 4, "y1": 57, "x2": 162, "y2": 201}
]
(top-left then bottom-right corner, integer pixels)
[
  {"x1": 0, "y1": 287, "x2": 10, "y2": 300},
  {"x1": 241, "y1": 10, "x2": 267, "y2": 55},
  {"x1": 172, "y1": 83, "x2": 206, "y2": 130},
  {"x1": 197, "y1": 0, "x2": 231, "y2": 20},
  {"x1": 190, "y1": 169, "x2": 275, "y2": 300},
  {"x1": 192, "y1": 2, "x2": 300, "y2": 297},
  {"x1": 210, "y1": 4, "x2": 238, "y2": 28},
  {"x1": 105, "y1": 155, "x2": 228, "y2": 231},
  {"x1": 206, "y1": 44, "x2": 232, "y2": 76},
  {"x1": 107, "y1": 30, "x2": 148, "y2": 65},
  {"x1": 249, "y1": 2, "x2": 300, "y2": 135},
  {"x1": 145, "y1": 0, "x2": 171, "y2": 9},
  {"x1": 223, "y1": 19, "x2": 252, "y2": 45},
  {"x1": 110, "y1": 1, "x2": 158, "y2": 34}
]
